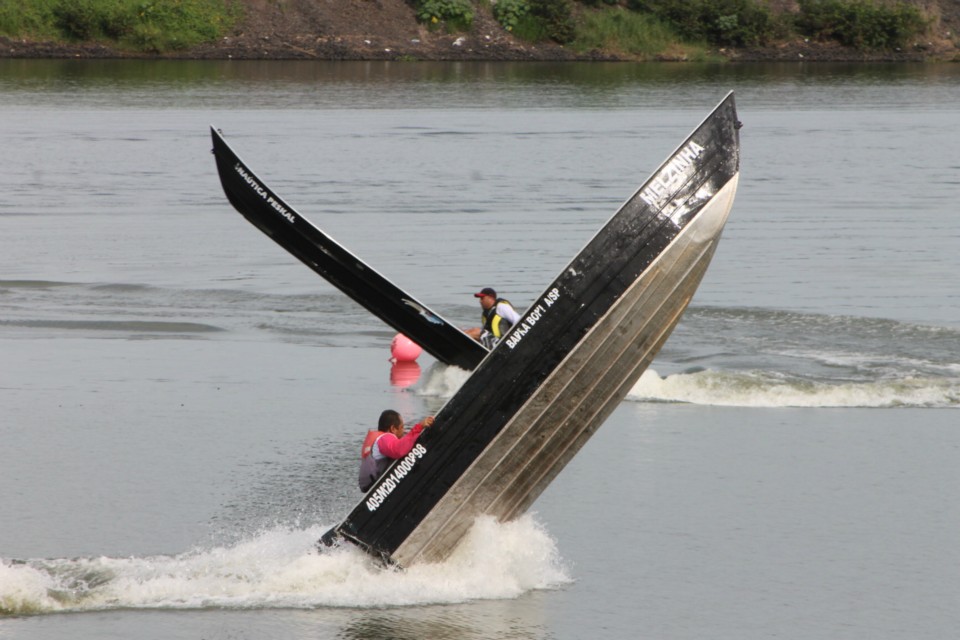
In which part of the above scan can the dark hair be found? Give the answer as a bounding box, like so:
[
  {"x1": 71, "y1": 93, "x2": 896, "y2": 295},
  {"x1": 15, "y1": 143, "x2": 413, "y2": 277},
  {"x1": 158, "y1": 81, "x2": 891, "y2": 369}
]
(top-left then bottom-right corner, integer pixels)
[{"x1": 378, "y1": 410, "x2": 402, "y2": 431}]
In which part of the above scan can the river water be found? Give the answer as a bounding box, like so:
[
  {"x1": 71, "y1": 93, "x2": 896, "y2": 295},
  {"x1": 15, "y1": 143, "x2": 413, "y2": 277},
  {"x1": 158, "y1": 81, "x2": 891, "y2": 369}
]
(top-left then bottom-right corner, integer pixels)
[{"x1": 1, "y1": 60, "x2": 958, "y2": 638}]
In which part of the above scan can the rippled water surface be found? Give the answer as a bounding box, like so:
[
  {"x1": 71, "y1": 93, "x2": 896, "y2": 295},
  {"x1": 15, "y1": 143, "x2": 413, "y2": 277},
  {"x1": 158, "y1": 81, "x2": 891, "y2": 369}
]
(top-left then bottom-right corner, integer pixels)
[{"x1": 1, "y1": 60, "x2": 958, "y2": 639}]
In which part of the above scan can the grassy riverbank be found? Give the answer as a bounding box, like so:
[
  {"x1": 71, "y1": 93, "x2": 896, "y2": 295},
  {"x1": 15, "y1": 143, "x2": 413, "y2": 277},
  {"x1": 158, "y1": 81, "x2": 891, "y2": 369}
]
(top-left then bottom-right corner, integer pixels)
[
  {"x1": 0, "y1": 0, "x2": 957, "y2": 61},
  {"x1": 0, "y1": 0, "x2": 239, "y2": 52}
]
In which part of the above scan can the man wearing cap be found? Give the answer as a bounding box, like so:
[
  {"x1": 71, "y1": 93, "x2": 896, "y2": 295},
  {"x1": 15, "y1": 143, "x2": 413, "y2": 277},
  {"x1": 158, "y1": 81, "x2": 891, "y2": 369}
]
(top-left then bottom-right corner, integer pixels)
[{"x1": 465, "y1": 287, "x2": 522, "y2": 349}]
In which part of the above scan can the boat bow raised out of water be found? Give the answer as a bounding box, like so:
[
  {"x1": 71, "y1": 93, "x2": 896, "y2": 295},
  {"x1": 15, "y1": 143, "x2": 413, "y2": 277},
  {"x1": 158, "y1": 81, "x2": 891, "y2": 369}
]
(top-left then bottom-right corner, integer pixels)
[
  {"x1": 213, "y1": 92, "x2": 741, "y2": 568},
  {"x1": 210, "y1": 128, "x2": 487, "y2": 370}
]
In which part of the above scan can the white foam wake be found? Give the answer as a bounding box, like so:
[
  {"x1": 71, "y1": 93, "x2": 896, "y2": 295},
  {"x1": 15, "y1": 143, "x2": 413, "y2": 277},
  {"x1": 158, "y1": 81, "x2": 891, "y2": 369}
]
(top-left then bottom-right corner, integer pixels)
[
  {"x1": 626, "y1": 368, "x2": 960, "y2": 408},
  {"x1": 418, "y1": 362, "x2": 472, "y2": 398},
  {"x1": 0, "y1": 515, "x2": 569, "y2": 616},
  {"x1": 417, "y1": 360, "x2": 959, "y2": 409}
]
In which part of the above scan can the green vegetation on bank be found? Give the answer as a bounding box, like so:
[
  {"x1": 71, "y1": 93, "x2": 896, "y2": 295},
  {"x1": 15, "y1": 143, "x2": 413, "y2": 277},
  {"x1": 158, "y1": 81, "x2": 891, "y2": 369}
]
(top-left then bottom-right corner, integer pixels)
[
  {"x1": 0, "y1": 0, "x2": 932, "y2": 57},
  {"x1": 570, "y1": 8, "x2": 695, "y2": 59},
  {"x1": 414, "y1": 0, "x2": 475, "y2": 31},
  {"x1": 0, "y1": 0, "x2": 239, "y2": 52},
  {"x1": 626, "y1": 0, "x2": 786, "y2": 47},
  {"x1": 417, "y1": 0, "x2": 929, "y2": 58},
  {"x1": 794, "y1": 0, "x2": 927, "y2": 49}
]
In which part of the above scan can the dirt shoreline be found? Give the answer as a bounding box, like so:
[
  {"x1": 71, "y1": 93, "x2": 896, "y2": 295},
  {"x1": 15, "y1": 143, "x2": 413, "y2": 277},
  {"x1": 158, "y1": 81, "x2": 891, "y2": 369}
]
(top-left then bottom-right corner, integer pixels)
[{"x1": 2, "y1": 0, "x2": 958, "y2": 63}]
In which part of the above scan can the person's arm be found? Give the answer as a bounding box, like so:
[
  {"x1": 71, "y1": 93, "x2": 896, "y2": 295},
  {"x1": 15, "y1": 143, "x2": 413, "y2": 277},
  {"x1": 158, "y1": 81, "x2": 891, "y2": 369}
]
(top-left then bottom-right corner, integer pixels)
[
  {"x1": 498, "y1": 302, "x2": 522, "y2": 326},
  {"x1": 377, "y1": 417, "x2": 433, "y2": 458}
]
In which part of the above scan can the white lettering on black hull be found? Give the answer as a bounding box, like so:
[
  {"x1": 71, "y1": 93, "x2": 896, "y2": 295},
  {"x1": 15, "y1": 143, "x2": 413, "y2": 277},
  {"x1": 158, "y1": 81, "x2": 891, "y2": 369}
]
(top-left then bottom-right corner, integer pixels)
[
  {"x1": 639, "y1": 141, "x2": 705, "y2": 209},
  {"x1": 506, "y1": 287, "x2": 561, "y2": 350},
  {"x1": 365, "y1": 444, "x2": 428, "y2": 512},
  {"x1": 235, "y1": 162, "x2": 297, "y2": 224}
]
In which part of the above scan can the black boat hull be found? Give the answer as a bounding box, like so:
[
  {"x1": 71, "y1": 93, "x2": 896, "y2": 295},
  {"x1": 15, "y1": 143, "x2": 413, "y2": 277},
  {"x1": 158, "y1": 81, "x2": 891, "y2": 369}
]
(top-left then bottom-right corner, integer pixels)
[
  {"x1": 210, "y1": 128, "x2": 487, "y2": 370},
  {"x1": 327, "y1": 92, "x2": 742, "y2": 567}
]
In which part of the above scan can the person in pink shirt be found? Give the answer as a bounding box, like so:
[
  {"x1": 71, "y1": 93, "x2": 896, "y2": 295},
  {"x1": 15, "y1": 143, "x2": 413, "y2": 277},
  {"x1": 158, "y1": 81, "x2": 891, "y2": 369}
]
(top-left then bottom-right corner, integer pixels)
[{"x1": 358, "y1": 410, "x2": 435, "y2": 491}]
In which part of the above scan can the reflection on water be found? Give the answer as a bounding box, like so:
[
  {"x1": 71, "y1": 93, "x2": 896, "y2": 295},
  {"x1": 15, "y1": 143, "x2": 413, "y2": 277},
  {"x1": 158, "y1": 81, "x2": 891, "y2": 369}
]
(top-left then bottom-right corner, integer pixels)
[
  {"x1": 338, "y1": 593, "x2": 552, "y2": 640},
  {"x1": 3, "y1": 57, "x2": 960, "y2": 84},
  {"x1": 2, "y1": 58, "x2": 959, "y2": 110},
  {"x1": 390, "y1": 360, "x2": 422, "y2": 388}
]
